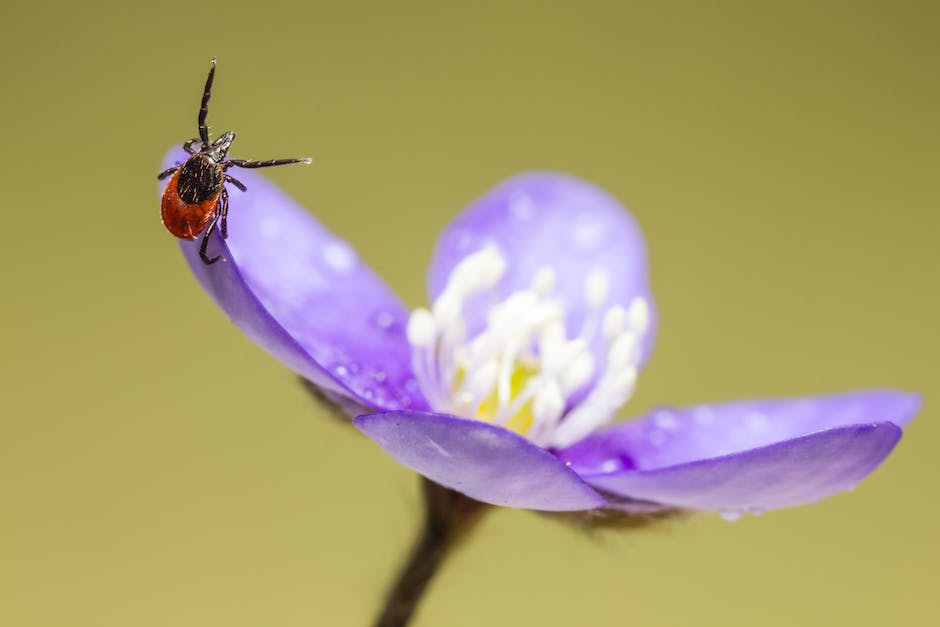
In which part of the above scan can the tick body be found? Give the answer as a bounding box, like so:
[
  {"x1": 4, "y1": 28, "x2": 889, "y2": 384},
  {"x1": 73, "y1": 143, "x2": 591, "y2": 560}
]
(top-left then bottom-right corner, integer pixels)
[{"x1": 159, "y1": 58, "x2": 311, "y2": 264}]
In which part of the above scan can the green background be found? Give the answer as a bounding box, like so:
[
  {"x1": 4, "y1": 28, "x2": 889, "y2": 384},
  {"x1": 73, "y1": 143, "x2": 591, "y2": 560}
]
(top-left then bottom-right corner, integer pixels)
[{"x1": 2, "y1": 1, "x2": 937, "y2": 625}]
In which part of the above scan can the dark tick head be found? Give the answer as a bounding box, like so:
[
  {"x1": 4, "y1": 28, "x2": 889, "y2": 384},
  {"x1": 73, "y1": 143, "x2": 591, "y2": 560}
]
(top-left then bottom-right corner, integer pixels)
[{"x1": 206, "y1": 131, "x2": 236, "y2": 162}]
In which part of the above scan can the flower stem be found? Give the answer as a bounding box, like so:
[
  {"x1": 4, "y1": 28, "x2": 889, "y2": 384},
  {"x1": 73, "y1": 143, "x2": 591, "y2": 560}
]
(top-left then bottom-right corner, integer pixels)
[{"x1": 373, "y1": 478, "x2": 489, "y2": 627}]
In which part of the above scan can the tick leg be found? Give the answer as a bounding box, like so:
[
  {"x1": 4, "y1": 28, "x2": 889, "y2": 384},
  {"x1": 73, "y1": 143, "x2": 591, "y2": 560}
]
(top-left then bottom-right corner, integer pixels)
[
  {"x1": 224, "y1": 174, "x2": 247, "y2": 192},
  {"x1": 226, "y1": 157, "x2": 312, "y2": 169},
  {"x1": 198, "y1": 58, "x2": 217, "y2": 148},
  {"x1": 219, "y1": 189, "x2": 229, "y2": 239},
  {"x1": 157, "y1": 165, "x2": 179, "y2": 180},
  {"x1": 199, "y1": 212, "x2": 222, "y2": 265},
  {"x1": 183, "y1": 138, "x2": 201, "y2": 154}
]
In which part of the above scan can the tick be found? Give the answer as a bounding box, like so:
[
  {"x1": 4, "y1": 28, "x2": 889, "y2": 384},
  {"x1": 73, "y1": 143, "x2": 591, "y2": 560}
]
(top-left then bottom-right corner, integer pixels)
[{"x1": 158, "y1": 58, "x2": 311, "y2": 264}]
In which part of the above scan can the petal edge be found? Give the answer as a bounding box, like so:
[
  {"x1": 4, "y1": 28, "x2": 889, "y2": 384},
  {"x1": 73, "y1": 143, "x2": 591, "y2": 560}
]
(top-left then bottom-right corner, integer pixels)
[
  {"x1": 355, "y1": 411, "x2": 608, "y2": 511},
  {"x1": 582, "y1": 422, "x2": 902, "y2": 512}
]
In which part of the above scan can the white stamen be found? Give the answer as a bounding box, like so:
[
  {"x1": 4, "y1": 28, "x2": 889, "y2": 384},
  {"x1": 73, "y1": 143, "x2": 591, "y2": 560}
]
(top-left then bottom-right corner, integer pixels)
[
  {"x1": 578, "y1": 270, "x2": 610, "y2": 343},
  {"x1": 608, "y1": 331, "x2": 641, "y2": 369},
  {"x1": 497, "y1": 338, "x2": 521, "y2": 408},
  {"x1": 602, "y1": 305, "x2": 627, "y2": 340},
  {"x1": 456, "y1": 359, "x2": 499, "y2": 413},
  {"x1": 532, "y1": 380, "x2": 565, "y2": 432},
  {"x1": 432, "y1": 245, "x2": 506, "y2": 328},
  {"x1": 585, "y1": 270, "x2": 610, "y2": 308},
  {"x1": 407, "y1": 248, "x2": 650, "y2": 450},
  {"x1": 532, "y1": 267, "x2": 556, "y2": 296},
  {"x1": 407, "y1": 308, "x2": 436, "y2": 348},
  {"x1": 431, "y1": 292, "x2": 462, "y2": 329},
  {"x1": 626, "y1": 297, "x2": 650, "y2": 334},
  {"x1": 559, "y1": 349, "x2": 595, "y2": 396},
  {"x1": 447, "y1": 245, "x2": 506, "y2": 294}
]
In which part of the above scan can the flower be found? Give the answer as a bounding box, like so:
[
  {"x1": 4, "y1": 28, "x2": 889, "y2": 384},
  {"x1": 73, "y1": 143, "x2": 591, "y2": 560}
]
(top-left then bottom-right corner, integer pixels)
[{"x1": 161, "y1": 149, "x2": 919, "y2": 518}]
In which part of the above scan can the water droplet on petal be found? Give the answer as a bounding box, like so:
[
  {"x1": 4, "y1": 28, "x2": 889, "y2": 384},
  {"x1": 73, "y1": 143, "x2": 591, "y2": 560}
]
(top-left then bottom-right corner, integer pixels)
[
  {"x1": 374, "y1": 310, "x2": 397, "y2": 331},
  {"x1": 333, "y1": 364, "x2": 349, "y2": 378},
  {"x1": 720, "y1": 510, "x2": 743, "y2": 522},
  {"x1": 322, "y1": 241, "x2": 358, "y2": 273},
  {"x1": 348, "y1": 361, "x2": 361, "y2": 375},
  {"x1": 371, "y1": 370, "x2": 388, "y2": 383},
  {"x1": 693, "y1": 405, "x2": 716, "y2": 425},
  {"x1": 600, "y1": 459, "x2": 622, "y2": 473},
  {"x1": 447, "y1": 229, "x2": 474, "y2": 252},
  {"x1": 568, "y1": 212, "x2": 612, "y2": 254},
  {"x1": 509, "y1": 192, "x2": 535, "y2": 222},
  {"x1": 653, "y1": 410, "x2": 678, "y2": 431}
]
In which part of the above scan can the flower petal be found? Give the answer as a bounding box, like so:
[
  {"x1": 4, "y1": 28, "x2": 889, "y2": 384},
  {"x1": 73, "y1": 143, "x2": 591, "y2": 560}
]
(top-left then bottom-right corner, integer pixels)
[
  {"x1": 354, "y1": 411, "x2": 608, "y2": 511},
  {"x1": 578, "y1": 423, "x2": 902, "y2": 512},
  {"x1": 160, "y1": 149, "x2": 423, "y2": 412},
  {"x1": 427, "y1": 172, "x2": 656, "y2": 365},
  {"x1": 559, "y1": 390, "x2": 919, "y2": 474}
]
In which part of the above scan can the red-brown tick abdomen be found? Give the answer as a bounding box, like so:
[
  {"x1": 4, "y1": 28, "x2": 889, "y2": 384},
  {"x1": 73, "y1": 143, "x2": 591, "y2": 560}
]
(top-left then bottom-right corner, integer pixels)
[{"x1": 160, "y1": 170, "x2": 221, "y2": 239}]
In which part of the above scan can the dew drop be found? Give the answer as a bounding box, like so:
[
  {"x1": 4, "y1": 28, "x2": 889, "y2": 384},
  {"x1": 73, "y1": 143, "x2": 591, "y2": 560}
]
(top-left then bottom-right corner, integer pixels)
[
  {"x1": 720, "y1": 510, "x2": 743, "y2": 522},
  {"x1": 568, "y1": 212, "x2": 612, "y2": 254},
  {"x1": 600, "y1": 459, "x2": 622, "y2": 473},
  {"x1": 374, "y1": 310, "x2": 396, "y2": 331},
  {"x1": 322, "y1": 241, "x2": 357, "y2": 273},
  {"x1": 448, "y1": 229, "x2": 474, "y2": 252},
  {"x1": 348, "y1": 361, "x2": 362, "y2": 375},
  {"x1": 333, "y1": 364, "x2": 349, "y2": 378},
  {"x1": 693, "y1": 405, "x2": 716, "y2": 425},
  {"x1": 653, "y1": 410, "x2": 678, "y2": 431}
]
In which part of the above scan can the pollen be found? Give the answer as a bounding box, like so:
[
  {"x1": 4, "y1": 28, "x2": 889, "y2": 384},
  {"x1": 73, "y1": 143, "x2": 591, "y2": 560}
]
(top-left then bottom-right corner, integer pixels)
[{"x1": 407, "y1": 246, "x2": 651, "y2": 448}]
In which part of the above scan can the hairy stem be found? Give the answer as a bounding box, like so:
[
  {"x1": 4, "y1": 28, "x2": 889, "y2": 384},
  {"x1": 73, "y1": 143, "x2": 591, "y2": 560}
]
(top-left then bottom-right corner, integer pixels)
[{"x1": 373, "y1": 479, "x2": 489, "y2": 627}]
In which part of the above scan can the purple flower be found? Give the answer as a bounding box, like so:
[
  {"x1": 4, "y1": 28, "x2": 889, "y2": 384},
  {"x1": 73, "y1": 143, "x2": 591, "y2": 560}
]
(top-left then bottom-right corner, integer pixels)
[{"x1": 161, "y1": 149, "x2": 918, "y2": 518}]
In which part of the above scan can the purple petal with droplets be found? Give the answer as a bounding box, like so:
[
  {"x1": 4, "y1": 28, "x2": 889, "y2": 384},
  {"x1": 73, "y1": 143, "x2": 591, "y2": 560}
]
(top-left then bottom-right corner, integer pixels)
[
  {"x1": 427, "y1": 172, "x2": 656, "y2": 366},
  {"x1": 160, "y1": 149, "x2": 423, "y2": 412},
  {"x1": 579, "y1": 423, "x2": 902, "y2": 511},
  {"x1": 354, "y1": 411, "x2": 608, "y2": 511},
  {"x1": 559, "y1": 390, "x2": 919, "y2": 474}
]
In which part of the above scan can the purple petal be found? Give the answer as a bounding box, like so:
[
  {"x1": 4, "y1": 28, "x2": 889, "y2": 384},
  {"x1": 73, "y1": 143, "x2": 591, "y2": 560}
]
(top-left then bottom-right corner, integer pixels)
[
  {"x1": 560, "y1": 390, "x2": 919, "y2": 474},
  {"x1": 354, "y1": 411, "x2": 608, "y2": 511},
  {"x1": 160, "y1": 149, "x2": 423, "y2": 412},
  {"x1": 580, "y1": 423, "x2": 902, "y2": 512},
  {"x1": 427, "y1": 172, "x2": 656, "y2": 365}
]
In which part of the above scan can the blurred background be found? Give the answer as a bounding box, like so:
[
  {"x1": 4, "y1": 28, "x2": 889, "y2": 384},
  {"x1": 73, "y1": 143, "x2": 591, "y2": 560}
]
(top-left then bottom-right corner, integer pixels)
[{"x1": 1, "y1": 1, "x2": 937, "y2": 625}]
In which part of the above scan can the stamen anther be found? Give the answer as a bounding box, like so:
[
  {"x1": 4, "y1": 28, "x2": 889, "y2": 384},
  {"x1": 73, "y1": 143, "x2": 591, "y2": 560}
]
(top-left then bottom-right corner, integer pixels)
[
  {"x1": 407, "y1": 308, "x2": 436, "y2": 348},
  {"x1": 585, "y1": 270, "x2": 610, "y2": 308}
]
